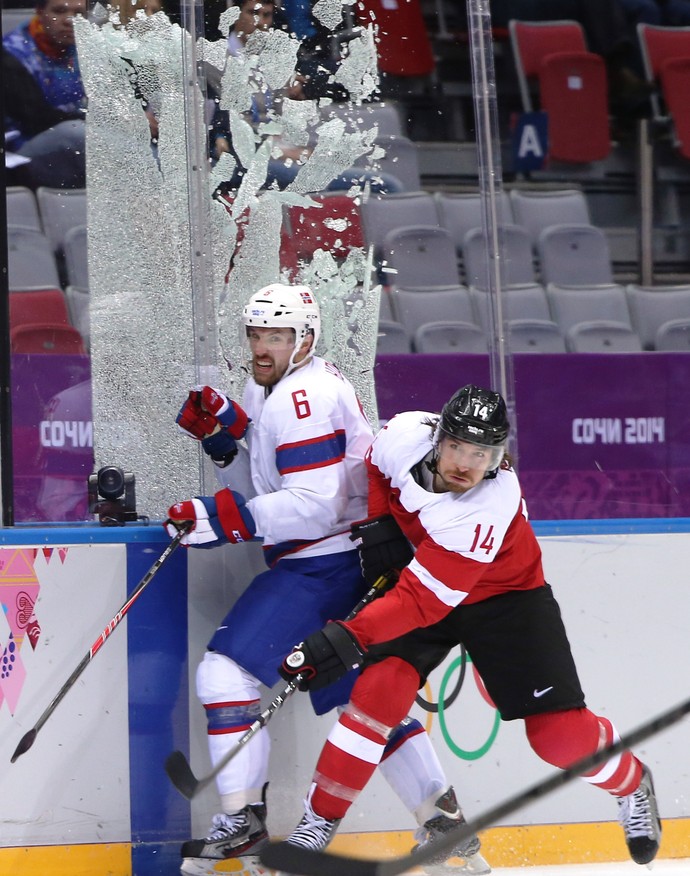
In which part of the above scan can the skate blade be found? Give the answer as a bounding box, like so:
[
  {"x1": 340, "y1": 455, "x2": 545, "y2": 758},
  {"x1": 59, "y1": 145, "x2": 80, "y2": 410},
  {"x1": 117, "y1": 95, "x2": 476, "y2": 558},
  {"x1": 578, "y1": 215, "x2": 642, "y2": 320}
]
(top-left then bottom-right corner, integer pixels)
[
  {"x1": 180, "y1": 855, "x2": 270, "y2": 876},
  {"x1": 421, "y1": 850, "x2": 492, "y2": 876}
]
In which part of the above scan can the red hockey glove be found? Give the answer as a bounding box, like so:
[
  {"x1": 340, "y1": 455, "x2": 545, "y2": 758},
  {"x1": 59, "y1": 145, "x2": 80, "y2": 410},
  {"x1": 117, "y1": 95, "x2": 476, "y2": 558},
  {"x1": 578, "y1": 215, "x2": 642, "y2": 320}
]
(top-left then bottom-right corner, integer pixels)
[
  {"x1": 350, "y1": 515, "x2": 414, "y2": 586},
  {"x1": 165, "y1": 489, "x2": 255, "y2": 547},
  {"x1": 199, "y1": 386, "x2": 249, "y2": 439},
  {"x1": 278, "y1": 622, "x2": 365, "y2": 691},
  {"x1": 176, "y1": 388, "x2": 250, "y2": 468},
  {"x1": 176, "y1": 391, "x2": 217, "y2": 439}
]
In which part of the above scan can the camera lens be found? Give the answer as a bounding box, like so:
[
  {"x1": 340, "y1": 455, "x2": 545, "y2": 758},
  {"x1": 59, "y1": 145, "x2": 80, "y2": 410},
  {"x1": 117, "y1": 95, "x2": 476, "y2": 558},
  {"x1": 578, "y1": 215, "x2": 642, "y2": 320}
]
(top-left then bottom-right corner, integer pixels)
[{"x1": 98, "y1": 466, "x2": 125, "y2": 501}]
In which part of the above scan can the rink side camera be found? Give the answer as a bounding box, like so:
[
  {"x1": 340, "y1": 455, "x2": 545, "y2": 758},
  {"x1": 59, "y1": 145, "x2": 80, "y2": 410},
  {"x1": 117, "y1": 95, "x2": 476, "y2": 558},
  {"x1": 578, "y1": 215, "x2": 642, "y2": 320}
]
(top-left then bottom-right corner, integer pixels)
[{"x1": 88, "y1": 466, "x2": 138, "y2": 525}]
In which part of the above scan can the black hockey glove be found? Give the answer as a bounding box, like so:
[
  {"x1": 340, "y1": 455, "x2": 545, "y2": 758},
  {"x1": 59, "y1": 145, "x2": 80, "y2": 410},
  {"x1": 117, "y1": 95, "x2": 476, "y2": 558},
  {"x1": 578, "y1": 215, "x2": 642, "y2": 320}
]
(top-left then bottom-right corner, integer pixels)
[
  {"x1": 350, "y1": 514, "x2": 414, "y2": 586},
  {"x1": 279, "y1": 622, "x2": 365, "y2": 691}
]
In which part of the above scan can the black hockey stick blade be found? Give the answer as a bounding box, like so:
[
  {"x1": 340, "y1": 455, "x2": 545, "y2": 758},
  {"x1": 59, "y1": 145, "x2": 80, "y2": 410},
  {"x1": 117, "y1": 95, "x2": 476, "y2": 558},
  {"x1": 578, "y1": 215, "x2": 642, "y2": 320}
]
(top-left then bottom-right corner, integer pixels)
[
  {"x1": 164, "y1": 749, "x2": 199, "y2": 798},
  {"x1": 165, "y1": 574, "x2": 393, "y2": 799},
  {"x1": 165, "y1": 678, "x2": 301, "y2": 799},
  {"x1": 10, "y1": 728, "x2": 38, "y2": 763},
  {"x1": 10, "y1": 524, "x2": 189, "y2": 763},
  {"x1": 260, "y1": 692, "x2": 690, "y2": 876}
]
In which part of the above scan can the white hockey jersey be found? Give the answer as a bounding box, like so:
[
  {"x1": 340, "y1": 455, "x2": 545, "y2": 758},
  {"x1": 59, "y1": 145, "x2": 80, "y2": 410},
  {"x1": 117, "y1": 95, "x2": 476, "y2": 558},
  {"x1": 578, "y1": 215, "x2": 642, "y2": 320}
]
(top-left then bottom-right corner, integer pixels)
[
  {"x1": 239, "y1": 356, "x2": 373, "y2": 564},
  {"x1": 347, "y1": 410, "x2": 545, "y2": 647}
]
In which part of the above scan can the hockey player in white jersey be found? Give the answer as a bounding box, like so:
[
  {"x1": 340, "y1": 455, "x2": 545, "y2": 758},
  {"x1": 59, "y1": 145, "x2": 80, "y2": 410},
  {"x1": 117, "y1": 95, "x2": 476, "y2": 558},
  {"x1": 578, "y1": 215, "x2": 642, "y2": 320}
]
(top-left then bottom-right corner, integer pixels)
[
  {"x1": 278, "y1": 384, "x2": 662, "y2": 869},
  {"x1": 166, "y1": 285, "x2": 490, "y2": 876}
]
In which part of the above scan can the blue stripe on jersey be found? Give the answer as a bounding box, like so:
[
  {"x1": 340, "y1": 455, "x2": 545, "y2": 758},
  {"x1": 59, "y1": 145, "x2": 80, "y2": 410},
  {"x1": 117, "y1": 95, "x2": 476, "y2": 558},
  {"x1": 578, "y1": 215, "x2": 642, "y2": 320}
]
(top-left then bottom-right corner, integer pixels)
[
  {"x1": 276, "y1": 429, "x2": 346, "y2": 475},
  {"x1": 262, "y1": 532, "x2": 340, "y2": 567},
  {"x1": 204, "y1": 699, "x2": 261, "y2": 735},
  {"x1": 381, "y1": 716, "x2": 425, "y2": 761}
]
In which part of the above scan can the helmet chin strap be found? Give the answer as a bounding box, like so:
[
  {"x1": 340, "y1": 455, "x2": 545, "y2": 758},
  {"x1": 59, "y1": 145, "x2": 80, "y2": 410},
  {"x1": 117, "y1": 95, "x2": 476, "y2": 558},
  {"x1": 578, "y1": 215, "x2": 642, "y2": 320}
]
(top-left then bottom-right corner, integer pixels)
[{"x1": 283, "y1": 331, "x2": 315, "y2": 378}]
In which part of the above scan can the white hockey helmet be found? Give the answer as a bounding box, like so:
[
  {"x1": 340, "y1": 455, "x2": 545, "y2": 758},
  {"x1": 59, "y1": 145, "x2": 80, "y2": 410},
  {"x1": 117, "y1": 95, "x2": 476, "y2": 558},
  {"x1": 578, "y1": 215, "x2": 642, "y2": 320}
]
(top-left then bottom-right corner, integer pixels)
[{"x1": 242, "y1": 283, "x2": 321, "y2": 353}]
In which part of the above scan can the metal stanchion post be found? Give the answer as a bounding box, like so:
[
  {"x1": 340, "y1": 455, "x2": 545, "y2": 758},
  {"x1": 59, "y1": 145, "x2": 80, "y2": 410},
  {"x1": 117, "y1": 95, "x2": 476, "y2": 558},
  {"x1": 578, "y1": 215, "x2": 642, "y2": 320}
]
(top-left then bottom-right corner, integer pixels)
[{"x1": 638, "y1": 118, "x2": 654, "y2": 286}]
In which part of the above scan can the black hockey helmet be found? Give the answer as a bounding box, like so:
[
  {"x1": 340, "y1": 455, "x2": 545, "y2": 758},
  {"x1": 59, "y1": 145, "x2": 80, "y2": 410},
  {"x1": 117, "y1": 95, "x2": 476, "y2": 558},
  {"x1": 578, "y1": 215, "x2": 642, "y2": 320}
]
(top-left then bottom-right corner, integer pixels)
[{"x1": 437, "y1": 384, "x2": 510, "y2": 448}]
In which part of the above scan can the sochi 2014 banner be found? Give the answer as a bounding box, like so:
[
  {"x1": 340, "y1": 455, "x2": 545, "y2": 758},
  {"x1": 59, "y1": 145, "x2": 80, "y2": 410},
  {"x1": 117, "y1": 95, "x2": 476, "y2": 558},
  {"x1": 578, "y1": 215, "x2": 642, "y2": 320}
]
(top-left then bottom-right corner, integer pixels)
[
  {"x1": 376, "y1": 352, "x2": 690, "y2": 520},
  {"x1": 11, "y1": 352, "x2": 690, "y2": 522}
]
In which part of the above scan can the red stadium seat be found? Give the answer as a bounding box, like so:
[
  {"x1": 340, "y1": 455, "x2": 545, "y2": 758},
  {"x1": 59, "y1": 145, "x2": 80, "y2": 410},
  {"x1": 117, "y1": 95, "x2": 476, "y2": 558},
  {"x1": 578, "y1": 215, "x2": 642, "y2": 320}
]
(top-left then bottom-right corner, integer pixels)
[
  {"x1": 285, "y1": 193, "x2": 366, "y2": 262},
  {"x1": 509, "y1": 19, "x2": 587, "y2": 111},
  {"x1": 637, "y1": 23, "x2": 690, "y2": 120},
  {"x1": 355, "y1": 0, "x2": 435, "y2": 78},
  {"x1": 509, "y1": 19, "x2": 610, "y2": 164},
  {"x1": 658, "y1": 57, "x2": 690, "y2": 160},
  {"x1": 9, "y1": 288, "x2": 71, "y2": 330},
  {"x1": 539, "y1": 52, "x2": 610, "y2": 163},
  {"x1": 11, "y1": 324, "x2": 87, "y2": 355}
]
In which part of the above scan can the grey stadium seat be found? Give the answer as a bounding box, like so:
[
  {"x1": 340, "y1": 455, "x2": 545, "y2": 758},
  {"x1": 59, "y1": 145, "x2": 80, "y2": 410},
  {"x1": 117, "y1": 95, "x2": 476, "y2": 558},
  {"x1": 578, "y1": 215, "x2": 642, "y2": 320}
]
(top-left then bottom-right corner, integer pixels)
[
  {"x1": 626, "y1": 284, "x2": 690, "y2": 350},
  {"x1": 8, "y1": 226, "x2": 61, "y2": 290},
  {"x1": 361, "y1": 192, "x2": 440, "y2": 259},
  {"x1": 36, "y1": 187, "x2": 87, "y2": 253},
  {"x1": 537, "y1": 225, "x2": 614, "y2": 286},
  {"x1": 6, "y1": 187, "x2": 42, "y2": 231},
  {"x1": 471, "y1": 283, "x2": 551, "y2": 332},
  {"x1": 355, "y1": 135, "x2": 421, "y2": 192},
  {"x1": 565, "y1": 321, "x2": 643, "y2": 352},
  {"x1": 414, "y1": 321, "x2": 488, "y2": 353},
  {"x1": 435, "y1": 191, "x2": 513, "y2": 251},
  {"x1": 391, "y1": 286, "x2": 476, "y2": 339},
  {"x1": 654, "y1": 318, "x2": 690, "y2": 351},
  {"x1": 382, "y1": 225, "x2": 460, "y2": 290},
  {"x1": 376, "y1": 320, "x2": 411, "y2": 354},
  {"x1": 462, "y1": 225, "x2": 535, "y2": 288},
  {"x1": 510, "y1": 188, "x2": 590, "y2": 245},
  {"x1": 508, "y1": 319, "x2": 567, "y2": 352},
  {"x1": 65, "y1": 285, "x2": 91, "y2": 350},
  {"x1": 320, "y1": 101, "x2": 405, "y2": 137},
  {"x1": 63, "y1": 225, "x2": 89, "y2": 289},
  {"x1": 546, "y1": 283, "x2": 632, "y2": 335}
]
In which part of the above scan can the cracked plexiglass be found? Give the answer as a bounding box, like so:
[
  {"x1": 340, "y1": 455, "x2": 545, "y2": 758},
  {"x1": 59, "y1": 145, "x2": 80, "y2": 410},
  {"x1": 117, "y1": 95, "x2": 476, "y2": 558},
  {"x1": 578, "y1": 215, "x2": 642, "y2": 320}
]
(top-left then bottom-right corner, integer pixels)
[{"x1": 72, "y1": 5, "x2": 384, "y2": 519}]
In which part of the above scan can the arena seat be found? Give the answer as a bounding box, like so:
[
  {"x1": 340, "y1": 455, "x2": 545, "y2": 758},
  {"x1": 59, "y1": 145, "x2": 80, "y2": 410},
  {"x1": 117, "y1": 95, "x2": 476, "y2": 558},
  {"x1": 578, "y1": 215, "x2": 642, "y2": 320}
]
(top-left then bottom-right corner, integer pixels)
[
  {"x1": 11, "y1": 323, "x2": 87, "y2": 355},
  {"x1": 509, "y1": 19, "x2": 610, "y2": 163},
  {"x1": 414, "y1": 321, "x2": 488, "y2": 354}
]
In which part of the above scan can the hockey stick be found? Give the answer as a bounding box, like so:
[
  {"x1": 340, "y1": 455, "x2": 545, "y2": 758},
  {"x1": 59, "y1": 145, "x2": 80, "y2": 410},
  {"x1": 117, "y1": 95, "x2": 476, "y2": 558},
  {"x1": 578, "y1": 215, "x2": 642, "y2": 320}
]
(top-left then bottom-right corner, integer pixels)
[
  {"x1": 165, "y1": 571, "x2": 394, "y2": 799},
  {"x1": 10, "y1": 523, "x2": 190, "y2": 763},
  {"x1": 260, "y1": 693, "x2": 690, "y2": 876}
]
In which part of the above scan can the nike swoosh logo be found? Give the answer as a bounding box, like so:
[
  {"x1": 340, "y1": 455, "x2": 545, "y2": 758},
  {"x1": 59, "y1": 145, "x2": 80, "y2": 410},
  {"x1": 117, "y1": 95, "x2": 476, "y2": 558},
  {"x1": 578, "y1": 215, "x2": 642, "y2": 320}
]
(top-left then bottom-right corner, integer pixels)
[{"x1": 533, "y1": 686, "x2": 554, "y2": 698}]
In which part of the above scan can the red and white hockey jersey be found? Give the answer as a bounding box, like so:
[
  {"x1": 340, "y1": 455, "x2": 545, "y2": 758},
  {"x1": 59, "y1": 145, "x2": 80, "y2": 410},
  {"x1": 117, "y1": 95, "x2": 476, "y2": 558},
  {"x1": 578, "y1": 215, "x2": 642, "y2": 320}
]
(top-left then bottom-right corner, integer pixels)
[
  {"x1": 346, "y1": 411, "x2": 545, "y2": 646},
  {"x1": 241, "y1": 356, "x2": 374, "y2": 564}
]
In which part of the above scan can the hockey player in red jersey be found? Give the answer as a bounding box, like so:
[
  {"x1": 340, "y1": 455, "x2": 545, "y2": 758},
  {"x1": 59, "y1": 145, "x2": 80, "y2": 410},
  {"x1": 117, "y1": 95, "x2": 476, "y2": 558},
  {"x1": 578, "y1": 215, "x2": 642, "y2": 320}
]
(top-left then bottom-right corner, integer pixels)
[
  {"x1": 165, "y1": 288, "x2": 489, "y2": 876},
  {"x1": 278, "y1": 384, "x2": 662, "y2": 867}
]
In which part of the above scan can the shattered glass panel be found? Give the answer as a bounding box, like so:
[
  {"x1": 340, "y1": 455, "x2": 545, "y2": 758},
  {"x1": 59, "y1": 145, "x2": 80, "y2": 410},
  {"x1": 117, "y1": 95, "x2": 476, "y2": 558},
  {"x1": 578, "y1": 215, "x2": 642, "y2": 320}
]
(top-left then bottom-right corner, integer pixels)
[
  {"x1": 76, "y1": 7, "x2": 383, "y2": 518},
  {"x1": 74, "y1": 12, "x2": 216, "y2": 518}
]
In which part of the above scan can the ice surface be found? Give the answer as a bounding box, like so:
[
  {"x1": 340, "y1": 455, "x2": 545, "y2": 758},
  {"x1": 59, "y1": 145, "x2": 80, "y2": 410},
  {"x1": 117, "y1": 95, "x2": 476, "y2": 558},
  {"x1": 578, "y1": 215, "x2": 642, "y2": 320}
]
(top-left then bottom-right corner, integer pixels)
[{"x1": 487, "y1": 862, "x2": 690, "y2": 876}]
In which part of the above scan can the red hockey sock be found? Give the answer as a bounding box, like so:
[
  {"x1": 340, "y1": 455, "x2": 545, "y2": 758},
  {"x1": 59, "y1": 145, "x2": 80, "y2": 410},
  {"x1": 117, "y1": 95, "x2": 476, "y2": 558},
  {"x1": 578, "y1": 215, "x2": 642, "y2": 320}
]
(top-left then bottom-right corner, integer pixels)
[
  {"x1": 311, "y1": 657, "x2": 420, "y2": 819},
  {"x1": 525, "y1": 708, "x2": 642, "y2": 796}
]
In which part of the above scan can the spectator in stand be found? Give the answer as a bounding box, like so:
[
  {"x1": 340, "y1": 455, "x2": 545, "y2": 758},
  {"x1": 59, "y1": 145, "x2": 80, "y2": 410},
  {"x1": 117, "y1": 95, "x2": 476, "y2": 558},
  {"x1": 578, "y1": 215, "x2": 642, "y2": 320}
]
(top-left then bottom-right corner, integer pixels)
[
  {"x1": 619, "y1": 0, "x2": 690, "y2": 25},
  {"x1": 277, "y1": 0, "x2": 316, "y2": 40},
  {"x1": 4, "y1": 0, "x2": 88, "y2": 188},
  {"x1": 209, "y1": 0, "x2": 304, "y2": 189},
  {"x1": 3, "y1": 47, "x2": 85, "y2": 188},
  {"x1": 4, "y1": 0, "x2": 87, "y2": 122},
  {"x1": 108, "y1": 0, "x2": 163, "y2": 24},
  {"x1": 211, "y1": 0, "x2": 403, "y2": 193}
]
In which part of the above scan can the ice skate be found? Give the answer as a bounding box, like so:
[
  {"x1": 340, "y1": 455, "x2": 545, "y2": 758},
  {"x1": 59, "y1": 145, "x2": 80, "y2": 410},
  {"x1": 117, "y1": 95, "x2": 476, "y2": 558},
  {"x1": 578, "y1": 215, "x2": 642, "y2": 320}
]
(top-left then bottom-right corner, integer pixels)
[
  {"x1": 282, "y1": 791, "x2": 341, "y2": 852},
  {"x1": 180, "y1": 801, "x2": 268, "y2": 876},
  {"x1": 179, "y1": 854, "x2": 270, "y2": 876},
  {"x1": 617, "y1": 764, "x2": 662, "y2": 866},
  {"x1": 412, "y1": 787, "x2": 491, "y2": 875},
  {"x1": 269, "y1": 793, "x2": 341, "y2": 876}
]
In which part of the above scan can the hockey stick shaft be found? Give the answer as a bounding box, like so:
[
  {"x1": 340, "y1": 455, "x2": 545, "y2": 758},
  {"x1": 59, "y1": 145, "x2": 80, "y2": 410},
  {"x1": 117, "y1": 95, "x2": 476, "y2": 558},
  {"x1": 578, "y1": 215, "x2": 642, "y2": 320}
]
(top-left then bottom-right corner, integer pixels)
[
  {"x1": 260, "y1": 692, "x2": 690, "y2": 876},
  {"x1": 10, "y1": 524, "x2": 189, "y2": 763},
  {"x1": 165, "y1": 571, "x2": 394, "y2": 799}
]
